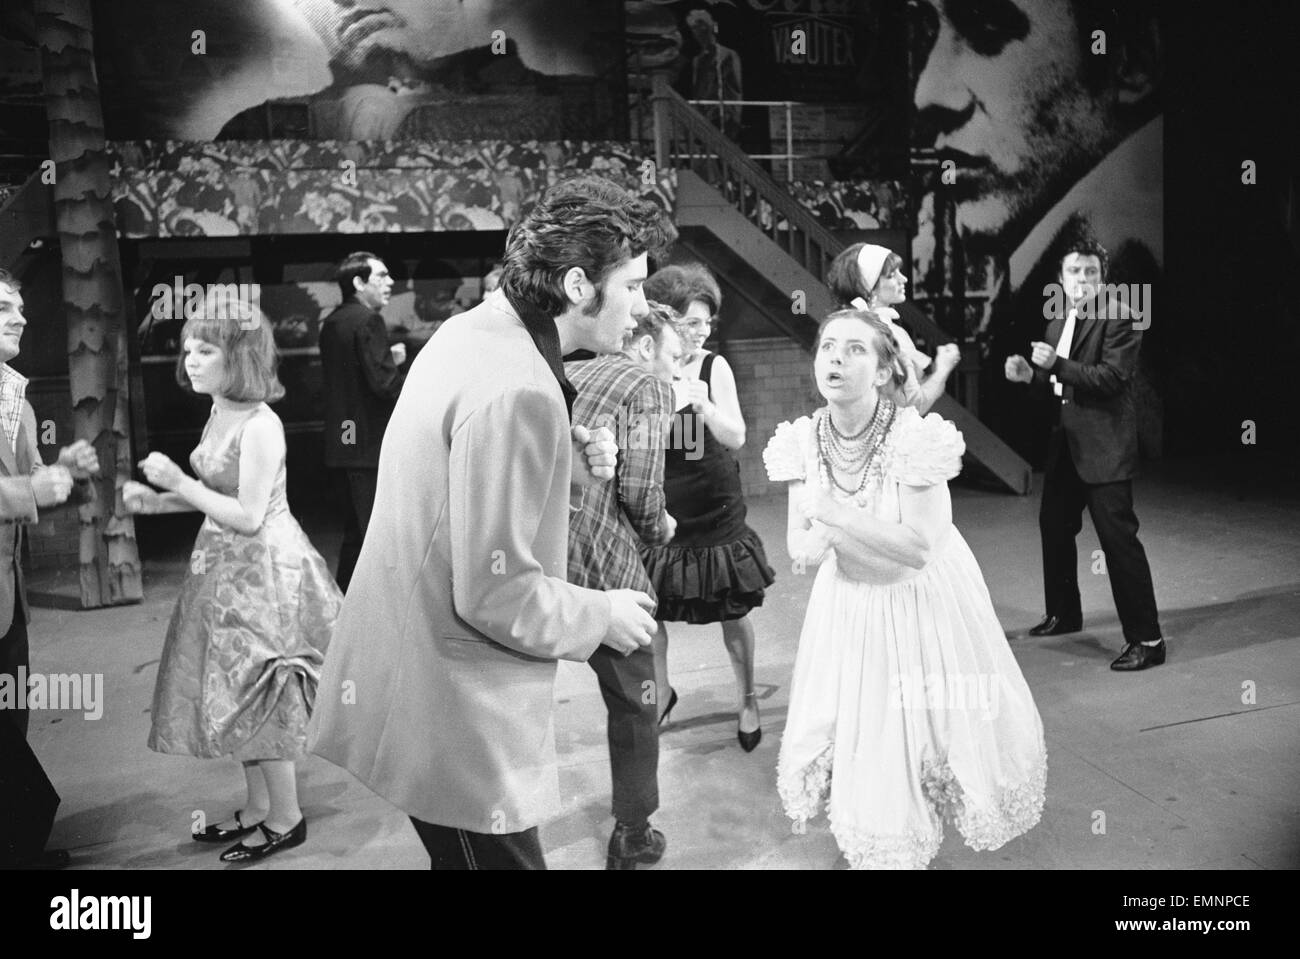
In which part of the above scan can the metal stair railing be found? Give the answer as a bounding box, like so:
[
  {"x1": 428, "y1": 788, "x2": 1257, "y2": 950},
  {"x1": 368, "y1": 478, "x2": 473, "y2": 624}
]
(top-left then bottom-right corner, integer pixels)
[
  {"x1": 649, "y1": 73, "x2": 953, "y2": 350},
  {"x1": 651, "y1": 73, "x2": 846, "y2": 284}
]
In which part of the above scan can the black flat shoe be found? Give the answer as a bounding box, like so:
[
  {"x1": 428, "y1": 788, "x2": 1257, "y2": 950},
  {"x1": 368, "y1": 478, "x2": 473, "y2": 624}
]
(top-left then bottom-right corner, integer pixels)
[
  {"x1": 1110, "y1": 640, "x2": 1166, "y2": 671},
  {"x1": 606, "y1": 821, "x2": 666, "y2": 870},
  {"x1": 1028, "y1": 614, "x2": 1083, "y2": 637},
  {"x1": 194, "y1": 810, "x2": 262, "y2": 843},
  {"x1": 220, "y1": 818, "x2": 306, "y2": 863},
  {"x1": 658, "y1": 687, "x2": 678, "y2": 727}
]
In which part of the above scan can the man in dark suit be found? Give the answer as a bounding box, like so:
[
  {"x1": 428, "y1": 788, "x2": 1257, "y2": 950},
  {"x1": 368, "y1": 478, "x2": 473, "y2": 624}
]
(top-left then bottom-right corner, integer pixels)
[
  {"x1": 1005, "y1": 233, "x2": 1165, "y2": 671},
  {"x1": 0, "y1": 268, "x2": 98, "y2": 867},
  {"x1": 318, "y1": 252, "x2": 405, "y2": 590}
]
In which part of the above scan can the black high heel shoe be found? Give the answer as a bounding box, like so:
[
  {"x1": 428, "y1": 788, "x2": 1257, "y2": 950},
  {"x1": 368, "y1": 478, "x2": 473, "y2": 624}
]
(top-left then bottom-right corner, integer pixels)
[
  {"x1": 220, "y1": 818, "x2": 306, "y2": 863},
  {"x1": 194, "y1": 810, "x2": 262, "y2": 844},
  {"x1": 658, "y1": 687, "x2": 679, "y2": 727},
  {"x1": 737, "y1": 692, "x2": 762, "y2": 752}
]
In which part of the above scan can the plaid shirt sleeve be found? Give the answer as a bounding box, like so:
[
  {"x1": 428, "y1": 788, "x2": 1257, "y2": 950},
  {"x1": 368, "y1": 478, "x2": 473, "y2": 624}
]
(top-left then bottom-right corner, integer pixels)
[{"x1": 617, "y1": 377, "x2": 671, "y2": 545}]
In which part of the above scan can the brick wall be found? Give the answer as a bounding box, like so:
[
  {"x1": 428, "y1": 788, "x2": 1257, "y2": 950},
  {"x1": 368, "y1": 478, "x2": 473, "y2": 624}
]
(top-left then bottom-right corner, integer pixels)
[{"x1": 718, "y1": 337, "x2": 819, "y2": 501}]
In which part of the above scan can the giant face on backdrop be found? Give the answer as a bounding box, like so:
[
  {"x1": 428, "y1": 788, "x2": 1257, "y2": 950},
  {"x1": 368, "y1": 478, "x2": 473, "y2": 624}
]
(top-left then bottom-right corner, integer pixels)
[
  {"x1": 290, "y1": 0, "x2": 599, "y2": 75},
  {"x1": 910, "y1": 0, "x2": 1162, "y2": 262}
]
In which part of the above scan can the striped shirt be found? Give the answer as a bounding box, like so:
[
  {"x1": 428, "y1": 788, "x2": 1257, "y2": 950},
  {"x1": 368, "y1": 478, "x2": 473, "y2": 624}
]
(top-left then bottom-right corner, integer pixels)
[{"x1": 565, "y1": 354, "x2": 673, "y2": 597}]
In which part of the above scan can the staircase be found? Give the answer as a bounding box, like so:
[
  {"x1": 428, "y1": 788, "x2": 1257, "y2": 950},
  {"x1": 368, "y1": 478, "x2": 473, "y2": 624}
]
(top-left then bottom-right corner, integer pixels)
[{"x1": 650, "y1": 75, "x2": 1031, "y2": 495}]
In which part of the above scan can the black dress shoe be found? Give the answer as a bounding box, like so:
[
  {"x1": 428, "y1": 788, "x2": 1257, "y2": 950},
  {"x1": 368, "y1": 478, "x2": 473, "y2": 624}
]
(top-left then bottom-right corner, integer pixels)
[
  {"x1": 1027, "y1": 614, "x2": 1083, "y2": 637},
  {"x1": 606, "y1": 821, "x2": 666, "y2": 870},
  {"x1": 219, "y1": 818, "x2": 306, "y2": 863},
  {"x1": 194, "y1": 810, "x2": 262, "y2": 843},
  {"x1": 1110, "y1": 640, "x2": 1166, "y2": 671},
  {"x1": 658, "y1": 687, "x2": 678, "y2": 726}
]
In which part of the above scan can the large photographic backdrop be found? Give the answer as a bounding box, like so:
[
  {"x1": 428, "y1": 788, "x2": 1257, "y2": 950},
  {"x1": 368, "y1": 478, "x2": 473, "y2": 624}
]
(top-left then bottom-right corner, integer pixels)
[{"x1": 95, "y1": 0, "x2": 626, "y2": 141}]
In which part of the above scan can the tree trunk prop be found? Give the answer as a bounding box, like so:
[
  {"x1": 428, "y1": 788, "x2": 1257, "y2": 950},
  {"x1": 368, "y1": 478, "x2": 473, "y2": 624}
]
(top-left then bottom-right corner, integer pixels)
[{"x1": 36, "y1": 0, "x2": 142, "y2": 606}]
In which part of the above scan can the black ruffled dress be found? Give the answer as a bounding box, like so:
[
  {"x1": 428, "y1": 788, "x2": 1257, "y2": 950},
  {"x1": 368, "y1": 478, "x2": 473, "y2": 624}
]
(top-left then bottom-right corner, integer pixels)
[{"x1": 640, "y1": 353, "x2": 775, "y2": 623}]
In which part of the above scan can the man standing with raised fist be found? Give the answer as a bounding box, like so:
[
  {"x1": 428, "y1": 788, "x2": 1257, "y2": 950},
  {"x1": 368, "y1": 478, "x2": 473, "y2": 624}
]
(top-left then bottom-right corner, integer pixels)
[{"x1": 1004, "y1": 230, "x2": 1164, "y2": 672}]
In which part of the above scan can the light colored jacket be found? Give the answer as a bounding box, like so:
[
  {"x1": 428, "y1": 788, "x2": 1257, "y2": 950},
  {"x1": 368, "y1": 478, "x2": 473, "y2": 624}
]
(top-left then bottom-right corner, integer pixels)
[{"x1": 309, "y1": 294, "x2": 611, "y2": 832}]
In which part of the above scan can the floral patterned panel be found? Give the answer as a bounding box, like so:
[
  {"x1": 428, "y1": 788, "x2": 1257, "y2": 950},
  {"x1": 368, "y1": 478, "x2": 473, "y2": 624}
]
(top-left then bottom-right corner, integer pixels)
[{"x1": 107, "y1": 140, "x2": 677, "y2": 238}]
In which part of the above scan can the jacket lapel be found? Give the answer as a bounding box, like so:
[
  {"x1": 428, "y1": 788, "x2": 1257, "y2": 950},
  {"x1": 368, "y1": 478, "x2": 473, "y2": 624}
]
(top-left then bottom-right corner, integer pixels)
[{"x1": 0, "y1": 423, "x2": 17, "y2": 476}]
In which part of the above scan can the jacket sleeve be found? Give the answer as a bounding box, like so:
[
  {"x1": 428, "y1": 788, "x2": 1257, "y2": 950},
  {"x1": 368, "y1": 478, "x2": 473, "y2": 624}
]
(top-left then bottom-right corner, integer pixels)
[
  {"x1": 355, "y1": 312, "x2": 406, "y2": 402},
  {"x1": 448, "y1": 385, "x2": 611, "y2": 662},
  {"x1": 0, "y1": 477, "x2": 37, "y2": 523},
  {"x1": 617, "y1": 379, "x2": 671, "y2": 545},
  {"x1": 1052, "y1": 311, "x2": 1141, "y2": 399}
]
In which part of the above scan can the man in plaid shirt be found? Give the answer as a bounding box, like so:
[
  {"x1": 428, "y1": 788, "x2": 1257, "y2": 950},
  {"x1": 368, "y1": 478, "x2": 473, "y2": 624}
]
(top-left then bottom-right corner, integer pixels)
[{"x1": 566, "y1": 302, "x2": 682, "y2": 869}]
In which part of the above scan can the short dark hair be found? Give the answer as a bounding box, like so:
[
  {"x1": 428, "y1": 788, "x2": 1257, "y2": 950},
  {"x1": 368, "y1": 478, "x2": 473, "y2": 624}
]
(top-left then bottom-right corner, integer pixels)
[
  {"x1": 643, "y1": 262, "x2": 721, "y2": 317},
  {"x1": 335, "y1": 251, "x2": 382, "y2": 300},
  {"x1": 826, "y1": 243, "x2": 903, "y2": 306},
  {"x1": 0, "y1": 268, "x2": 20, "y2": 295},
  {"x1": 176, "y1": 305, "x2": 285, "y2": 403},
  {"x1": 1051, "y1": 216, "x2": 1110, "y2": 281},
  {"x1": 500, "y1": 175, "x2": 677, "y2": 318}
]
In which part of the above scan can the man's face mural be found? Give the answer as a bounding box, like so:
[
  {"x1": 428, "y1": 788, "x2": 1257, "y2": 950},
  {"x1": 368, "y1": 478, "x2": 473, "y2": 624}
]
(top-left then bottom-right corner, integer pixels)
[
  {"x1": 291, "y1": 0, "x2": 498, "y2": 73},
  {"x1": 910, "y1": 0, "x2": 1116, "y2": 250}
]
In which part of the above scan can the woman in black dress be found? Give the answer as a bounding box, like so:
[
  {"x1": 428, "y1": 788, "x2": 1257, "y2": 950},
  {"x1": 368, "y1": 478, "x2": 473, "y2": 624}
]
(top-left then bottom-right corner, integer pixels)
[{"x1": 641, "y1": 263, "x2": 774, "y2": 751}]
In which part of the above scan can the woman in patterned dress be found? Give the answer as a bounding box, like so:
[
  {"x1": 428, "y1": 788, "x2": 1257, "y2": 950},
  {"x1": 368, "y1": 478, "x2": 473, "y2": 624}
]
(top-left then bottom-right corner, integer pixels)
[
  {"x1": 763, "y1": 308, "x2": 1045, "y2": 868},
  {"x1": 125, "y1": 305, "x2": 341, "y2": 863}
]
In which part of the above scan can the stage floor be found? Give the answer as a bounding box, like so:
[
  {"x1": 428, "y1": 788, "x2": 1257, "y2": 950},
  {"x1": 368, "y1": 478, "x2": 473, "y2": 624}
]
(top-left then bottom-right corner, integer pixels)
[{"x1": 24, "y1": 457, "x2": 1300, "y2": 869}]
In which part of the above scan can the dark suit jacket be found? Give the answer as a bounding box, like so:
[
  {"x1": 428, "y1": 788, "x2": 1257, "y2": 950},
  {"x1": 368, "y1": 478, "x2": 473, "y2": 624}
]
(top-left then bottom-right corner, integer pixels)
[
  {"x1": 318, "y1": 298, "x2": 406, "y2": 469},
  {"x1": 0, "y1": 401, "x2": 93, "y2": 634},
  {"x1": 1032, "y1": 295, "x2": 1142, "y2": 484}
]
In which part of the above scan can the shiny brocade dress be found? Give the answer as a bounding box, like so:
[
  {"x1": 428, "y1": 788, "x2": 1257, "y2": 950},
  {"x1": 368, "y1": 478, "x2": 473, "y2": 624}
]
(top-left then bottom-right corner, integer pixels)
[
  {"x1": 640, "y1": 352, "x2": 775, "y2": 623},
  {"x1": 763, "y1": 405, "x2": 1047, "y2": 869},
  {"x1": 148, "y1": 404, "x2": 340, "y2": 761}
]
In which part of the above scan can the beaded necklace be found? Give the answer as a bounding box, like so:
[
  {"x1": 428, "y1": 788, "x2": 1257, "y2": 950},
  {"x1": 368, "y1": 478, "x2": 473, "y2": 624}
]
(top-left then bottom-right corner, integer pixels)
[{"x1": 815, "y1": 398, "x2": 897, "y2": 496}]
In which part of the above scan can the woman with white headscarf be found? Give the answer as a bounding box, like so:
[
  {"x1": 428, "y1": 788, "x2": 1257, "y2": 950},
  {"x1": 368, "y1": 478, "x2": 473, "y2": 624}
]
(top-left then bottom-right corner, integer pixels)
[{"x1": 826, "y1": 243, "x2": 961, "y2": 414}]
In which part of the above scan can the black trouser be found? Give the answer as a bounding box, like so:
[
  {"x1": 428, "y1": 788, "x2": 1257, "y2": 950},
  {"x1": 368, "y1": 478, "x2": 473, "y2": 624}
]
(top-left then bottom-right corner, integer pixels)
[
  {"x1": 335, "y1": 468, "x2": 378, "y2": 592},
  {"x1": 0, "y1": 612, "x2": 28, "y2": 737},
  {"x1": 409, "y1": 817, "x2": 546, "y2": 870},
  {"x1": 1040, "y1": 427, "x2": 1162, "y2": 645},
  {"x1": 587, "y1": 643, "x2": 659, "y2": 824},
  {"x1": 0, "y1": 589, "x2": 60, "y2": 865}
]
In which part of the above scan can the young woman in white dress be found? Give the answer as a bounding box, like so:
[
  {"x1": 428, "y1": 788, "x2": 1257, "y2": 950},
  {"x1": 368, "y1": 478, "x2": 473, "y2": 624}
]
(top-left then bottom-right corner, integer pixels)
[{"x1": 763, "y1": 308, "x2": 1046, "y2": 869}]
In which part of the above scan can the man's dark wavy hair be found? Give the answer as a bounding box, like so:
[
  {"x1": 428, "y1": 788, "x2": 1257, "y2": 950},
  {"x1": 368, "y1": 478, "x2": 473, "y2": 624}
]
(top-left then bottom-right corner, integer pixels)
[
  {"x1": 500, "y1": 175, "x2": 677, "y2": 317},
  {"x1": 1050, "y1": 214, "x2": 1110, "y2": 281}
]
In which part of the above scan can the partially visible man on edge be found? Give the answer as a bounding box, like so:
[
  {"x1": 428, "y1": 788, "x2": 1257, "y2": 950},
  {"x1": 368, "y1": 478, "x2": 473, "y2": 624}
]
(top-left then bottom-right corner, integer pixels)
[
  {"x1": 0, "y1": 268, "x2": 100, "y2": 869},
  {"x1": 565, "y1": 300, "x2": 682, "y2": 869},
  {"x1": 309, "y1": 175, "x2": 676, "y2": 869}
]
